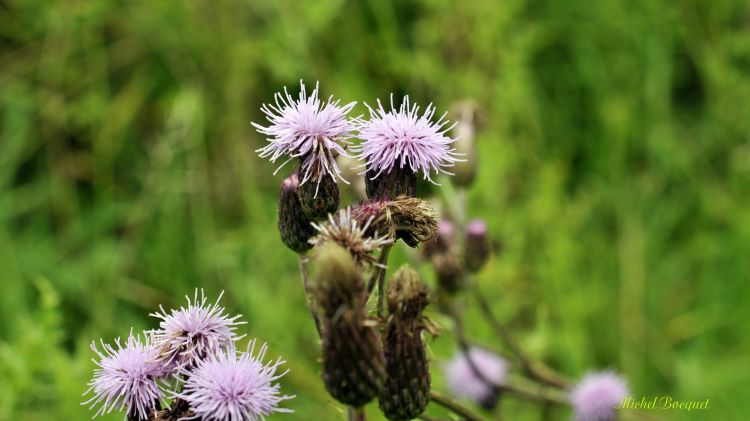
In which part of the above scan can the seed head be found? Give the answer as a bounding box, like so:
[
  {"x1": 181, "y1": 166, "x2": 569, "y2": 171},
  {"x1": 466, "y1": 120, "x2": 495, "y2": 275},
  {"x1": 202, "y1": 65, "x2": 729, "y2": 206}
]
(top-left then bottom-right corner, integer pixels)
[{"x1": 310, "y1": 208, "x2": 393, "y2": 266}]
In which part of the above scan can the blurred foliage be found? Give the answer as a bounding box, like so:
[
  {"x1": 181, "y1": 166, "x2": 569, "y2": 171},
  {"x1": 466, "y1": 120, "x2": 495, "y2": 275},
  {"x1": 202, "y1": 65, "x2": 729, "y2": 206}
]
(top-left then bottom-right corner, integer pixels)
[{"x1": 1, "y1": 0, "x2": 750, "y2": 420}]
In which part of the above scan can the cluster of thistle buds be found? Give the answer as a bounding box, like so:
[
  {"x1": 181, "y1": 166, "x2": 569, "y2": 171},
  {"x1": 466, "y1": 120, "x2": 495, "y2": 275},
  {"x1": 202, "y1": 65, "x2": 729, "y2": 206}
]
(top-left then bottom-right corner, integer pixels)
[
  {"x1": 255, "y1": 82, "x2": 638, "y2": 421},
  {"x1": 254, "y1": 81, "x2": 461, "y2": 419},
  {"x1": 83, "y1": 290, "x2": 293, "y2": 421}
]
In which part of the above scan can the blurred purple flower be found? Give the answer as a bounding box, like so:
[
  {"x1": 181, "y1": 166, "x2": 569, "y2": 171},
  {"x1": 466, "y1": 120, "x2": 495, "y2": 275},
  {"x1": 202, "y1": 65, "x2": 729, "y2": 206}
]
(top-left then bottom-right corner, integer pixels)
[
  {"x1": 84, "y1": 331, "x2": 166, "y2": 420},
  {"x1": 175, "y1": 340, "x2": 294, "y2": 421},
  {"x1": 570, "y1": 371, "x2": 628, "y2": 421},
  {"x1": 354, "y1": 95, "x2": 460, "y2": 183},
  {"x1": 253, "y1": 80, "x2": 358, "y2": 187},
  {"x1": 150, "y1": 290, "x2": 244, "y2": 375},
  {"x1": 444, "y1": 347, "x2": 507, "y2": 406}
]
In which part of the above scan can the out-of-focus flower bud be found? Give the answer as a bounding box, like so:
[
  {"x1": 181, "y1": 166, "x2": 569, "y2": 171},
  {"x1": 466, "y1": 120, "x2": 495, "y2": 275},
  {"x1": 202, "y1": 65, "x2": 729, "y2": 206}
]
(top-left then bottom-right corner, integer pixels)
[
  {"x1": 464, "y1": 219, "x2": 490, "y2": 272},
  {"x1": 422, "y1": 219, "x2": 456, "y2": 258},
  {"x1": 337, "y1": 155, "x2": 367, "y2": 200},
  {"x1": 297, "y1": 172, "x2": 340, "y2": 221},
  {"x1": 277, "y1": 173, "x2": 316, "y2": 253},
  {"x1": 450, "y1": 101, "x2": 479, "y2": 188},
  {"x1": 311, "y1": 243, "x2": 385, "y2": 407},
  {"x1": 432, "y1": 252, "x2": 464, "y2": 294},
  {"x1": 378, "y1": 266, "x2": 431, "y2": 421},
  {"x1": 365, "y1": 166, "x2": 417, "y2": 200}
]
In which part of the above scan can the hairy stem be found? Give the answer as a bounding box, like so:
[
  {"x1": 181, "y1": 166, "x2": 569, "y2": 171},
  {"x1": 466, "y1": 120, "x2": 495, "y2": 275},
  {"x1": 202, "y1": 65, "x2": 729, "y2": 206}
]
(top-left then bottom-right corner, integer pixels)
[
  {"x1": 298, "y1": 254, "x2": 322, "y2": 337},
  {"x1": 429, "y1": 390, "x2": 485, "y2": 421}
]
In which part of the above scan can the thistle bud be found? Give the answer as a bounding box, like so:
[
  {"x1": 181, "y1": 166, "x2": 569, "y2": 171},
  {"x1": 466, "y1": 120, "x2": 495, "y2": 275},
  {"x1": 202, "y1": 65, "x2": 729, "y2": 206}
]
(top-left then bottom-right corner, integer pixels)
[
  {"x1": 464, "y1": 219, "x2": 490, "y2": 272},
  {"x1": 378, "y1": 266, "x2": 431, "y2": 420},
  {"x1": 312, "y1": 243, "x2": 385, "y2": 407},
  {"x1": 450, "y1": 101, "x2": 479, "y2": 188},
  {"x1": 432, "y1": 252, "x2": 463, "y2": 294},
  {"x1": 422, "y1": 219, "x2": 455, "y2": 258},
  {"x1": 278, "y1": 173, "x2": 316, "y2": 253},
  {"x1": 297, "y1": 172, "x2": 340, "y2": 221},
  {"x1": 365, "y1": 166, "x2": 417, "y2": 200}
]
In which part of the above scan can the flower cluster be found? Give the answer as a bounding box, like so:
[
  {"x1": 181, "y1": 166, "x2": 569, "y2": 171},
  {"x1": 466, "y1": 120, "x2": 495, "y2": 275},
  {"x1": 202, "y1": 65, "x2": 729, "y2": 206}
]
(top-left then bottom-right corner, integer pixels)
[
  {"x1": 83, "y1": 290, "x2": 293, "y2": 421},
  {"x1": 254, "y1": 81, "x2": 460, "y2": 198}
]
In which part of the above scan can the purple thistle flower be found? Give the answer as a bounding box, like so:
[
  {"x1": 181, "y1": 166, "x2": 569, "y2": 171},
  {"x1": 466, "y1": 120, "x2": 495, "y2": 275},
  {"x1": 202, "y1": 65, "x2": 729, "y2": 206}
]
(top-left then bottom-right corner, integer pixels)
[
  {"x1": 253, "y1": 80, "x2": 358, "y2": 187},
  {"x1": 83, "y1": 331, "x2": 166, "y2": 420},
  {"x1": 175, "y1": 340, "x2": 294, "y2": 421},
  {"x1": 354, "y1": 95, "x2": 461, "y2": 183},
  {"x1": 444, "y1": 347, "x2": 507, "y2": 407},
  {"x1": 150, "y1": 290, "x2": 245, "y2": 375},
  {"x1": 570, "y1": 371, "x2": 628, "y2": 421}
]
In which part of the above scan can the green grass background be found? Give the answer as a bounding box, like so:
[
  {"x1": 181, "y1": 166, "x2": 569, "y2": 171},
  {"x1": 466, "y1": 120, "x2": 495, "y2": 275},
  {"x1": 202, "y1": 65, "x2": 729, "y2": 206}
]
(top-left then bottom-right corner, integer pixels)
[{"x1": 1, "y1": 0, "x2": 749, "y2": 420}]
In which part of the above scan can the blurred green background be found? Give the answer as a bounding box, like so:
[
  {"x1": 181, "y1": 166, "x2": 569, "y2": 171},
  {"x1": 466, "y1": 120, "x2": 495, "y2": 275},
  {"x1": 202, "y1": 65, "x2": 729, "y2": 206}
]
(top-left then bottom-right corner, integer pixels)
[{"x1": 1, "y1": 0, "x2": 749, "y2": 420}]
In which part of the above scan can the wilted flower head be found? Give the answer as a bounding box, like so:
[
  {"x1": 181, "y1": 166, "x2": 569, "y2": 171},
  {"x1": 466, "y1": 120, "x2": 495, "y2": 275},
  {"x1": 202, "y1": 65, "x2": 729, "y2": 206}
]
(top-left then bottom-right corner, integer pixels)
[
  {"x1": 570, "y1": 371, "x2": 628, "y2": 421},
  {"x1": 309, "y1": 207, "x2": 393, "y2": 266},
  {"x1": 354, "y1": 95, "x2": 460, "y2": 183},
  {"x1": 150, "y1": 290, "x2": 245, "y2": 375},
  {"x1": 253, "y1": 80, "x2": 358, "y2": 187},
  {"x1": 351, "y1": 196, "x2": 438, "y2": 247},
  {"x1": 84, "y1": 331, "x2": 166, "y2": 420},
  {"x1": 175, "y1": 340, "x2": 294, "y2": 421},
  {"x1": 444, "y1": 347, "x2": 507, "y2": 407}
]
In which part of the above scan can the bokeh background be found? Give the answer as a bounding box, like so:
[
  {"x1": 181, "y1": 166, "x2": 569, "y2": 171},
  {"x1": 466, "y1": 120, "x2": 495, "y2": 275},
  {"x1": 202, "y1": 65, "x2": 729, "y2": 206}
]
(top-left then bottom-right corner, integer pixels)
[{"x1": 1, "y1": 0, "x2": 750, "y2": 419}]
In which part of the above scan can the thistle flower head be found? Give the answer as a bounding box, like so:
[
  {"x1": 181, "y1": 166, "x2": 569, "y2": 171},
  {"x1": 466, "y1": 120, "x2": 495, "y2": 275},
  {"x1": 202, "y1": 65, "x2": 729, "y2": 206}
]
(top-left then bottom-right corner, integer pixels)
[
  {"x1": 354, "y1": 95, "x2": 460, "y2": 183},
  {"x1": 174, "y1": 340, "x2": 294, "y2": 421},
  {"x1": 570, "y1": 371, "x2": 628, "y2": 421},
  {"x1": 84, "y1": 331, "x2": 166, "y2": 420},
  {"x1": 309, "y1": 208, "x2": 393, "y2": 266},
  {"x1": 444, "y1": 347, "x2": 507, "y2": 407},
  {"x1": 150, "y1": 290, "x2": 245, "y2": 375},
  {"x1": 253, "y1": 80, "x2": 358, "y2": 187}
]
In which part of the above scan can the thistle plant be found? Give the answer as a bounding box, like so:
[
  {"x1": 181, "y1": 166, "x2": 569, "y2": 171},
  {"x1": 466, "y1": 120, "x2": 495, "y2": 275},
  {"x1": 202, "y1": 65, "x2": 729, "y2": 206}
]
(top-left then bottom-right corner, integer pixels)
[
  {"x1": 255, "y1": 85, "x2": 656, "y2": 421},
  {"x1": 84, "y1": 291, "x2": 293, "y2": 421}
]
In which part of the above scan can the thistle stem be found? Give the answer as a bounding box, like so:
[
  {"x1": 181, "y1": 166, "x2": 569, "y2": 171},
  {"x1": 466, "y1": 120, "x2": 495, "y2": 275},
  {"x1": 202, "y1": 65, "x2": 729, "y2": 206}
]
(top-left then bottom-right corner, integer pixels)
[
  {"x1": 472, "y1": 287, "x2": 570, "y2": 389},
  {"x1": 367, "y1": 244, "x2": 392, "y2": 318},
  {"x1": 347, "y1": 406, "x2": 366, "y2": 421},
  {"x1": 428, "y1": 390, "x2": 485, "y2": 421},
  {"x1": 298, "y1": 255, "x2": 322, "y2": 337}
]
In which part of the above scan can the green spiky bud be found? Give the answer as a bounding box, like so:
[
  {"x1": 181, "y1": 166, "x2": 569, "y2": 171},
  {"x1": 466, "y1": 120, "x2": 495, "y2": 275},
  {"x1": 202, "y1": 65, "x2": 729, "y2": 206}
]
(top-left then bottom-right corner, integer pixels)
[
  {"x1": 378, "y1": 266, "x2": 431, "y2": 420},
  {"x1": 365, "y1": 166, "x2": 417, "y2": 200},
  {"x1": 278, "y1": 173, "x2": 316, "y2": 253},
  {"x1": 298, "y1": 173, "x2": 340, "y2": 221},
  {"x1": 312, "y1": 243, "x2": 385, "y2": 407}
]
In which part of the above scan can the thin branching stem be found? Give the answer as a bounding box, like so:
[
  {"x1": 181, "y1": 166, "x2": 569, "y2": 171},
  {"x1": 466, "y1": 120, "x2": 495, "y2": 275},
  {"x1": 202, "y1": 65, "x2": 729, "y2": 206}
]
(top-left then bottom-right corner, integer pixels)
[{"x1": 429, "y1": 390, "x2": 485, "y2": 421}]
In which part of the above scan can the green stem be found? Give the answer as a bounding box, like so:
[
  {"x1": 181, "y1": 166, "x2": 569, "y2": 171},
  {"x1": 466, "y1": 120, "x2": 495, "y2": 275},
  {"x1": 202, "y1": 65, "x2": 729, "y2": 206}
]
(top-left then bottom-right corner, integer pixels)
[
  {"x1": 347, "y1": 406, "x2": 366, "y2": 421},
  {"x1": 429, "y1": 391, "x2": 485, "y2": 421}
]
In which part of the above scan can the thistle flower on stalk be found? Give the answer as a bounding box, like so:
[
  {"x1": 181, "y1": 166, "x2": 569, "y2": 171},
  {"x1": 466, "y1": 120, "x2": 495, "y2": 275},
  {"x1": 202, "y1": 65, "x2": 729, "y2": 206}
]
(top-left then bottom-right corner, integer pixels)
[
  {"x1": 570, "y1": 371, "x2": 628, "y2": 421},
  {"x1": 354, "y1": 95, "x2": 461, "y2": 199},
  {"x1": 311, "y1": 243, "x2": 385, "y2": 407},
  {"x1": 422, "y1": 219, "x2": 455, "y2": 258},
  {"x1": 84, "y1": 331, "x2": 167, "y2": 420},
  {"x1": 174, "y1": 340, "x2": 294, "y2": 421},
  {"x1": 150, "y1": 290, "x2": 245, "y2": 375},
  {"x1": 445, "y1": 347, "x2": 508, "y2": 409},
  {"x1": 378, "y1": 266, "x2": 432, "y2": 421},
  {"x1": 277, "y1": 172, "x2": 317, "y2": 253},
  {"x1": 351, "y1": 196, "x2": 438, "y2": 247},
  {"x1": 309, "y1": 207, "x2": 393, "y2": 266},
  {"x1": 253, "y1": 80, "x2": 357, "y2": 190}
]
